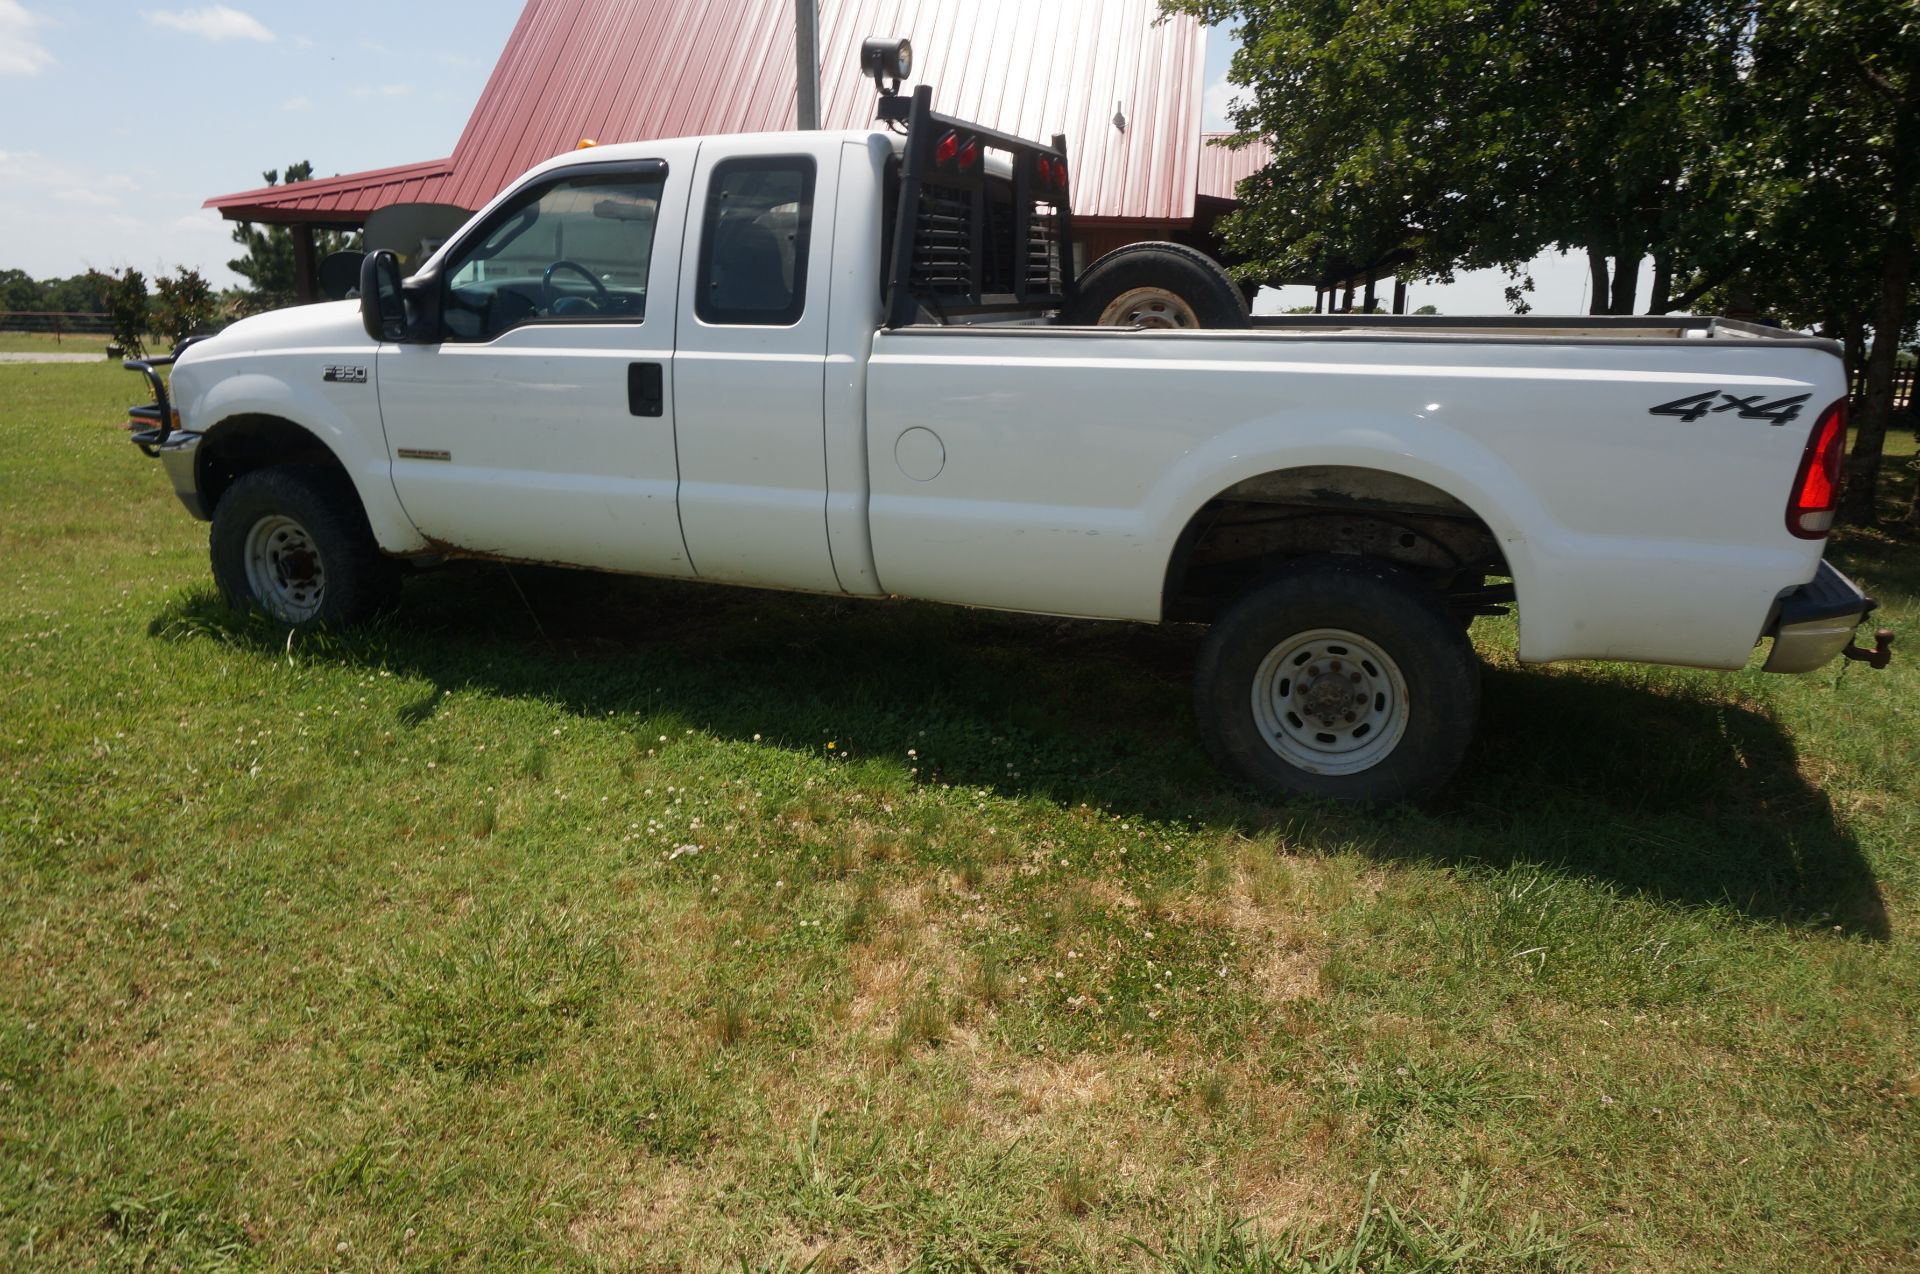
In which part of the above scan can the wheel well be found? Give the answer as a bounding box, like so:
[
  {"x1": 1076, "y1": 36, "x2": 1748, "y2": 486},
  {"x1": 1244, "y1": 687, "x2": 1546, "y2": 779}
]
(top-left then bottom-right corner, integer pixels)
[
  {"x1": 197, "y1": 414, "x2": 346, "y2": 514},
  {"x1": 1163, "y1": 466, "x2": 1512, "y2": 622}
]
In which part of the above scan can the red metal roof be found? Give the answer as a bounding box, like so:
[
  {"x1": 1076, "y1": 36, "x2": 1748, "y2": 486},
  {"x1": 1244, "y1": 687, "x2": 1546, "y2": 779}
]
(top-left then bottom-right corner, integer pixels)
[
  {"x1": 207, "y1": 0, "x2": 1207, "y2": 225},
  {"x1": 1197, "y1": 131, "x2": 1271, "y2": 202},
  {"x1": 205, "y1": 158, "x2": 456, "y2": 224}
]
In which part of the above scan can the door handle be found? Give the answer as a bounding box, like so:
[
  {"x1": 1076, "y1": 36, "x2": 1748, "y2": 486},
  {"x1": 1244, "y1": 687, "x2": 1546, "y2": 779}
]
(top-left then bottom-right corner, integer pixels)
[{"x1": 628, "y1": 362, "x2": 663, "y2": 417}]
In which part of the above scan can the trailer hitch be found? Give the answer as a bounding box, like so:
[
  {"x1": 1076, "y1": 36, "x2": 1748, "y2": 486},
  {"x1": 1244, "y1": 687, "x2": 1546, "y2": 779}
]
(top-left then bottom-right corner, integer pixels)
[{"x1": 1841, "y1": 628, "x2": 1895, "y2": 669}]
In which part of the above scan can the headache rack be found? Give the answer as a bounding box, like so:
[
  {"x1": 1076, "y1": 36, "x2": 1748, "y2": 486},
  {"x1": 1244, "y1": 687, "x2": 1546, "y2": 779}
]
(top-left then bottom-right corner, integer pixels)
[{"x1": 882, "y1": 84, "x2": 1077, "y2": 328}]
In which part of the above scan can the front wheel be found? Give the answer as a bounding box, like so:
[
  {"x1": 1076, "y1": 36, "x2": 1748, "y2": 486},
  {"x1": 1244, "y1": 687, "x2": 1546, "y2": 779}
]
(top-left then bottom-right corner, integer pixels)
[
  {"x1": 210, "y1": 467, "x2": 398, "y2": 628},
  {"x1": 1193, "y1": 559, "x2": 1479, "y2": 803}
]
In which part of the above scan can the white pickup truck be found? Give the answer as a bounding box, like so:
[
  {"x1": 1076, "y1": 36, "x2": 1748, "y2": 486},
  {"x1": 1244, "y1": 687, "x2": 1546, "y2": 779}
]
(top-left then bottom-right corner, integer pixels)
[{"x1": 127, "y1": 76, "x2": 1890, "y2": 802}]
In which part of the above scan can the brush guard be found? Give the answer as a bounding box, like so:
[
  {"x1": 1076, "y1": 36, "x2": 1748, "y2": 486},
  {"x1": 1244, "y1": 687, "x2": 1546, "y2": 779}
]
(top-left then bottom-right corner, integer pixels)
[{"x1": 124, "y1": 354, "x2": 178, "y2": 456}]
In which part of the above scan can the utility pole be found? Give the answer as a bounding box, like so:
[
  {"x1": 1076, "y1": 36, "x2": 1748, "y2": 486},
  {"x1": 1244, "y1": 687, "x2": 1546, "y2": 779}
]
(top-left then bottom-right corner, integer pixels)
[{"x1": 794, "y1": 0, "x2": 820, "y2": 129}]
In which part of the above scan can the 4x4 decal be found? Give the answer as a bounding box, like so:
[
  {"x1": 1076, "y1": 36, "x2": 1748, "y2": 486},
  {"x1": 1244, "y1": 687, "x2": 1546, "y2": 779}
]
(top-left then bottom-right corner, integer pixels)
[{"x1": 1649, "y1": 390, "x2": 1810, "y2": 425}]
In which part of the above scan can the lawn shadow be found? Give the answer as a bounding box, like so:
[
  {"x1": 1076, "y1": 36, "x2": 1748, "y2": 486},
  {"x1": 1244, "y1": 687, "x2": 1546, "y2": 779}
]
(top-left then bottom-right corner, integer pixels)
[{"x1": 151, "y1": 560, "x2": 1890, "y2": 939}]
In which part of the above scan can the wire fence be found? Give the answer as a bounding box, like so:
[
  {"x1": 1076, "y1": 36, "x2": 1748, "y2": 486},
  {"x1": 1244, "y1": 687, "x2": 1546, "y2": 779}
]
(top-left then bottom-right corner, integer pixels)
[{"x1": 0, "y1": 311, "x2": 116, "y2": 338}]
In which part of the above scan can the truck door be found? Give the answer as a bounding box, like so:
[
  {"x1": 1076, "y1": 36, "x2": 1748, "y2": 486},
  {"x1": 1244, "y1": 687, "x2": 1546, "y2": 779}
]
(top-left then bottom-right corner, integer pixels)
[
  {"x1": 671, "y1": 142, "x2": 842, "y2": 591},
  {"x1": 376, "y1": 157, "x2": 693, "y2": 578}
]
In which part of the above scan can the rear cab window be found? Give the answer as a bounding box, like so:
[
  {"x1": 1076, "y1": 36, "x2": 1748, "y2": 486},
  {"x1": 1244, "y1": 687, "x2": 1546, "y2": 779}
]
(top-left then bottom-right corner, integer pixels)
[{"x1": 696, "y1": 157, "x2": 815, "y2": 326}]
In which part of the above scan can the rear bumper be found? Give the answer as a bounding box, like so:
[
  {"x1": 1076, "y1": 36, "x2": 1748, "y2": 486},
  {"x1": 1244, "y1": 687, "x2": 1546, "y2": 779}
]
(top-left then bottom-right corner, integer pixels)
[{"x1": 1762, "y1": 561, "x2": 1876, "y2": 673}]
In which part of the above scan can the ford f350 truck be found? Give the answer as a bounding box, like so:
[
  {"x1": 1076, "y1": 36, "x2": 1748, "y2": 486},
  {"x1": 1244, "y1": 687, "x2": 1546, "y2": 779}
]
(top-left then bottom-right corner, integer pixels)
[{"x1": 126, "y1": 70, "x2": 1890, "y2": 802}]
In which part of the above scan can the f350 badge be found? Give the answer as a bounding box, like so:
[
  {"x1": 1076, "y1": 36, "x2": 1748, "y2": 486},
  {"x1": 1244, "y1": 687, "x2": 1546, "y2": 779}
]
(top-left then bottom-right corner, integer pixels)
[
  {"x1": 1648, "y1": 390, "x2": 1809, "y2": 425},
  {"x1": 323, "y1": 365, "x2": 368, "y2": 384}
]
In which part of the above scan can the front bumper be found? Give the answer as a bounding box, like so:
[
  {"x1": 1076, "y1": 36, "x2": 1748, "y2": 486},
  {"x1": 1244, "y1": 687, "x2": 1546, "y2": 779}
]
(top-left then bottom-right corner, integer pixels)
[
  {"x1": 123, "y1": 351, "x2": 209, "y2": 520},
  {"x1": 156, "y1": 430, "x2": 207, "y2": 519},
  {"x1": 1762, "y1": 561, "x2": 1879, "y2": 673}
]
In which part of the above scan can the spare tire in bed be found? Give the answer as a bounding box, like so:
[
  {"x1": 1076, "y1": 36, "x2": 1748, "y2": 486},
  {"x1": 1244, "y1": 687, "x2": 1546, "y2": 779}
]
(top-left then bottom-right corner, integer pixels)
[{"x1": 1061, "y1": 241, "x2": 1252, "y2": 329}]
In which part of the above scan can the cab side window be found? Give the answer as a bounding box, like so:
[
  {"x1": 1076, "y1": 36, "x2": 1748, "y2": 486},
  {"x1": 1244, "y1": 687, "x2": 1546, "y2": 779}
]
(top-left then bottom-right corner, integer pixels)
[
  {"x1": 442, "y1": 166, "x2": 665, "y2": 341},
  {"x1": 697, "y1": 157, "x2": 815, "y2": 326}
]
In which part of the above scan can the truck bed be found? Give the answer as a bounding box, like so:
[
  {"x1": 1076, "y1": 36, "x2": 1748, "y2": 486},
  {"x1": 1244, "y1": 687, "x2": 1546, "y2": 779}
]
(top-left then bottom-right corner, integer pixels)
[{"x1": 865, "y1": 320, "x2": 1847, "y2": 669}]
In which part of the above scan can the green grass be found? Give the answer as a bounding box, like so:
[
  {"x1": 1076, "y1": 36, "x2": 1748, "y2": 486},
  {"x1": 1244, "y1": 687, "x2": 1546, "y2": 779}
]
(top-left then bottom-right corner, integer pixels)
[{"x1": 2, "y1": 360, "x2": 1917, "y2": 1270}]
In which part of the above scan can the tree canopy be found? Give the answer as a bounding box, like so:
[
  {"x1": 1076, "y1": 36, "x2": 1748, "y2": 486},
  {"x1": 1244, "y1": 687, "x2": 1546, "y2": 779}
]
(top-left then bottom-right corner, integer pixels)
[
  {"x1": 1170, "y1": 0, "x2": 1756, "y2": 314},
  {"x1": 1, "y1": 268, "x2": 109, "y2": 316}
]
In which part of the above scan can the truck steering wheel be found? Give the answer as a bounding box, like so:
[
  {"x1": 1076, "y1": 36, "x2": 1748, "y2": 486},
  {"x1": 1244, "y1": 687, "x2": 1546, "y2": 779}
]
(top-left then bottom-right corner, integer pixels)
[{"x1": 542, "y1": 260, "x2": 610, "y2": 309}]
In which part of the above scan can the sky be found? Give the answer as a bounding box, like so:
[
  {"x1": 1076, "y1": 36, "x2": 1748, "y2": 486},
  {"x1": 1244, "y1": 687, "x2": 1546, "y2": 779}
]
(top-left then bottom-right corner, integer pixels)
[
  {"x1": 0, "y1": 1, "x2": 1606, "y2": 314},
  {"x1": 0, "y1": 1, "x2": 522, "y2": 288}
]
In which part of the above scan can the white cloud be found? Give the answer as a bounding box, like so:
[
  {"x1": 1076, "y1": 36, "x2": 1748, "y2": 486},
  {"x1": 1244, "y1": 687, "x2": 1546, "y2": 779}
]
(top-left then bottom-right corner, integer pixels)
[
  {"x1": 0, "y1": 1, "x2": 56, "y2": 76},
  {"x1": 281, "y1": 96, "x2": 313, "y2": 112},
  {"x1": 350, "y1": 83, "x2": 413, "y2": 98},
  {"x1": 145, "y1": 6, "x2": 274, "y2": 43},
  {"x1": 1202, "y1": 74, "x2": 1242, "y2": 133}
]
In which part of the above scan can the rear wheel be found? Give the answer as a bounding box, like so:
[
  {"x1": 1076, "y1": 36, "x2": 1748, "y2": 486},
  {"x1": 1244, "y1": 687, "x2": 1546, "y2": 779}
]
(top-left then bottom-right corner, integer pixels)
[
  {"x1": 210, "y1": 467, "x2": 398, "y2": 628},
  {"x1": 1193, "y1": 559, "x2": 1479, "y2": 802}
]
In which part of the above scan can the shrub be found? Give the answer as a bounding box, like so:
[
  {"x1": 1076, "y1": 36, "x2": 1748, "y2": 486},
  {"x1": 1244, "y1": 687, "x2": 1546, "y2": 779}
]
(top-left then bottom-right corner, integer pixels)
[
  {"x1": 152, "y1": 267, "x2": 219, "y2": 348},
  {"x1": 87, "y1": 267, "x2": 149, "y2": 359}
]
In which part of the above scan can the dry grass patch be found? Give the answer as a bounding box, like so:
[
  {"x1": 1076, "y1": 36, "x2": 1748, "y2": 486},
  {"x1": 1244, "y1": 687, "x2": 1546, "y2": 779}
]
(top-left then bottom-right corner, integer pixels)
[
  {"x1": 839, "y1": 871, "x2": 978, "y2": 1064},
  {"x1": 566, "y1": 1163, "x2": 696, "y2": 1261}
]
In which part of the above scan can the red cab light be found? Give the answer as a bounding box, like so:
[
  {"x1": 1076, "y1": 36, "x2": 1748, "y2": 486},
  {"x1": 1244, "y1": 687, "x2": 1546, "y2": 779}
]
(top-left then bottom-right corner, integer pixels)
[
  {"x1": 957, "y1": 137, "x2": 979, "y2": 169},
  {"x1": 1028, "y1": 155, "x2": 1069, "y2": 198},
  {"x1": 1786, "y1": 398, "x2": 1848, "y2": 539},
  {"x1": 935, "y1": 131, "x2": 958, "y2": 166}
]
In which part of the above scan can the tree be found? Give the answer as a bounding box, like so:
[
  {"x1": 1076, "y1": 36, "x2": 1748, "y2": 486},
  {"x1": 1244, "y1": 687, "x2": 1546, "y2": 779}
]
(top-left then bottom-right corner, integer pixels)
[
  {"x1": 1165, "y1": 0, "x2": 1755, "y2": 315},
  {"x1": 152, "y1": 267, "x2": 219, "y2": 347},
  {"x1": 1699, "y1": 1, "x2": 1920, "y2": 524},
  {"x1": 1778, "y1": 0, "x2": 1920, "y2": 528},
  {"x1": 226, "y1": 161, "x2": 353, "y2": 307},
  {"x1": 0, "y1": 269, "x2": 103, "y2": 316},
  {"x1": 0, "y1": 268, "x2": 42, "y2": 313},
  {"x1": 87, "y1": 268, "x2": 149, "y2": 358}
]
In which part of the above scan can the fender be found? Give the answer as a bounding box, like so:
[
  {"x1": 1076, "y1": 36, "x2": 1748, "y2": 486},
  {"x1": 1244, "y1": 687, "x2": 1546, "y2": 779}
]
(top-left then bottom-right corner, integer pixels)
[
  {"x1": 182, "y1": 364, "x2": 427, "y2": 555},
  {"x1": 1142, "y1": 406, "x2": 1554, "y2": 645}
]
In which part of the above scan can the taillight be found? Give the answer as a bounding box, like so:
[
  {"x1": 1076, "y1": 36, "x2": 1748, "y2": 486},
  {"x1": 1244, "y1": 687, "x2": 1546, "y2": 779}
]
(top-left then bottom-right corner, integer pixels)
[
  {"x1": 957, "y1": 137, "x2": 979, "y2": 170},
  {"x1": 935, "y1": 131, "x2": 958, "y2": 166},
  {"x1": 1786, "y1": 397, "x2": 1847, "y2": 539}
]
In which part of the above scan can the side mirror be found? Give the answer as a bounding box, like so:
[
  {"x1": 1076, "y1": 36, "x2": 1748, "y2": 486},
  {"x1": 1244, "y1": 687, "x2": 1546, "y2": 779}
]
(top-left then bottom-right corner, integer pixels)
[{"x1": 359, "y1": 250, "x2": 407, "y2": 342}]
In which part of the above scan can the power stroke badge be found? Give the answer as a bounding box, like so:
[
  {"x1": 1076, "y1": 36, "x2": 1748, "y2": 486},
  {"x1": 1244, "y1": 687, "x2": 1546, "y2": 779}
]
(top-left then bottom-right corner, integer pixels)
[
  {"x1": 323, "y1": 365, "x2": 369, "y2": 384},
  {"x1": 1648, "y1": 390, "x2": 1810, "y2": 425}
]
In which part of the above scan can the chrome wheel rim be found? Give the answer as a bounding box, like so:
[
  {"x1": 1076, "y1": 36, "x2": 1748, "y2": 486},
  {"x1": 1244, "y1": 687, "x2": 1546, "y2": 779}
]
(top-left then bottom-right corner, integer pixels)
[
  {"x1": 1251, "y1": 628, "x2": 1409, "y2": 775},
  {"x1": 243, "y1": 514, "x2": 325, "y2": 622},
  {"x1": 1096, "y1": 286, "x2": 1200, "y2": 328}
]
